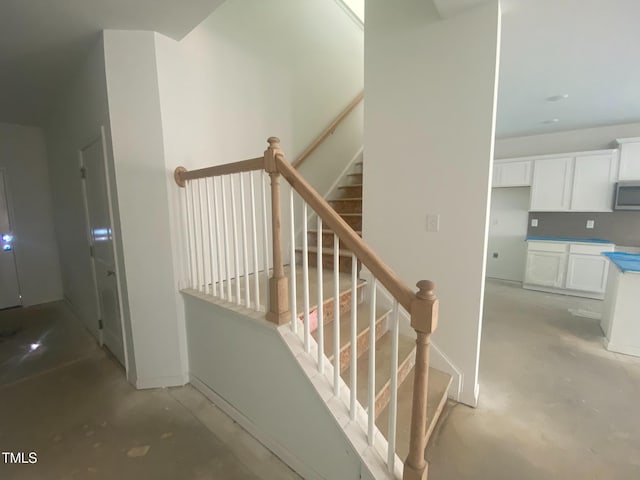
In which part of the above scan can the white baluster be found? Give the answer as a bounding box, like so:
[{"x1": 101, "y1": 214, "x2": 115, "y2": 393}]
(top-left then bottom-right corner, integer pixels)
[
  {"x1": 350, "y1": 252, "x2": 358, "y2": 420},
  {"x1": 191, "y1": 180, "x2": 201, "y2": 291},
  {"x1": 184, "y1": 182, "x2": 195, "y2": 289},
  {"x1": 221, "y1": 175, "x2": 232, "y2": 301},
  {"x1": 230, "y1": 175, "x2": 241, "y2": 304},
  {"x1": 333, "y1": 232, "x2": 340, "y2": 395},
  {"x1": 388, "y1": 299, "x2": 400, "y2": 472},
  {"x1": 368, "y1": 277, "x2": 378, "y2": 445},
  {"x1": 199, "y1": 179, "x2": 208, "y2": 293},
  {"x1": 302, "y1": 202, "x2": 310, "y2": 353},
  {"x1": 289, "y1": 187, "x2": 298, "y2": 332},
  {"x1": 213, "y1": 177, "x2": 224, "y2": 300},
  {"x1": 261, "y1": 172, "x2": 270, "y2": 301},
  {"x1": 249, "y1": 171, "x2": 260, "y2": 310},
  {"x1": 205, "y1": 178, "x2": 216, "y2": 297},
  {"x1": 239, "y1": 173, "x2": 250, "y2": 307},
  {"x1": 317, "y1": 217, "x2": 324, "y2": 373}
]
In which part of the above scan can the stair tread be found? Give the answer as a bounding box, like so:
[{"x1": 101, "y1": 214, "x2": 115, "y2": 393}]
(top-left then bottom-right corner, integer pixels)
[
  {"x1": 377, "y1": 367, "x2": 452, "y2": 461},
  {"x1": 330, "y1": 197, "x2": 363, "y2": 202},
  {"x1": 341, "y1": 331, "x2": 415, "y2": 413},
  {"x1": 338, "y1": 184, "x2": 363, "y2": 189},
  {"x1": 307, "y1": 229, "x2": 362, "y2": 235},
  {"x1": 338, "y1": 213, "x2": 362, "y2": 217},
  {"x1": 312, "y1": 304, "x2": 390, "y2": 359},
  {"x1": 298, "y1": 246, "x2": 354, "y2": 257}
]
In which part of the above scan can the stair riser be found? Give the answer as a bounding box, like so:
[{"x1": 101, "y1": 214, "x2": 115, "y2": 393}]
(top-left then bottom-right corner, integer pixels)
[
  {"x1": 338, "y1": 185, "x2": 363, "y2": 198},
  {"x1": 374, "y1": 347, "x2": 416, "y2": 419},
  {"x1": 330, "y1": 199, "x2": 362, "y2": 214},
  {"x1": 336, "y1": 313, "x2": 387, "y2": 373},
  {"x1": 347, "y1": 173, "x2": 363, "y2": 186},
  {"x1": 341, "y1": 215, "x2": 362, "y2": 231},
  {"x1": 299, "y1": 251, "x2": 360, "y2": 274},
  {"x1": 297, "y1": 282, "x2": 365, "y2": 327},
  {"x1": 307, "y1": 231, "x2": 361, "y2": 249}
]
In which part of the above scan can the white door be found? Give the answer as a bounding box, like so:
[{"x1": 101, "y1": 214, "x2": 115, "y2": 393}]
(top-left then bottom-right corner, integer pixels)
[
  {"x1": 530, "y1": 157, "x2": 573, "y2": 211},
  {"x1": 0, "y1": 170, "x2": 21, "y2": 309},
  {"x1": 524, "y1": 251, "x2": 566, "y2": 287},
  {"x1": 571, "y1": 154, "x2": 617, "y2": 212},
  {"x1": 565, "y1": 254, "x2": 610, "y2": 293},
  {"x1": 80, "y1": 138, "x2": 125, "y2": 365}
]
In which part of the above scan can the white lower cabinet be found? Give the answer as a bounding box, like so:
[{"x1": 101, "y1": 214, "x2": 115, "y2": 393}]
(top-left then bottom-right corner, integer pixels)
[{"x1": 524, "y1": 241, "x2": 614, "y2": 299}]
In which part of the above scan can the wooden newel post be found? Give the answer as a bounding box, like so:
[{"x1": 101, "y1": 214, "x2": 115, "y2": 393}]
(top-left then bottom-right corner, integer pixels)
[
  {"x1": 264, "y1": 137, "x2": 291, "y2": 325},
  {"x1": 404, "y1": 280, "x2": 438, "y2": 480}
]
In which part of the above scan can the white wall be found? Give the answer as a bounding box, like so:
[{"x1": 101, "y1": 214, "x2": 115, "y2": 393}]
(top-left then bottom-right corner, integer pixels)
[
  {"x1": 363, "y1": 0, "x2": 501, "y2": 407},
  {"x1": 177, "y1": 0, "x2": 363, "y2": 177},
  {"x1": 0, "y1": 124, "x2": 62, "y2": 306},
  {"x1": 103, "y1": 30, "x2": 186, "y2": 388},
  {"x1": 486, "y1": 187, "x2": 529, "y2": 282},
  {"x1": 183, "y1": 294, "x2": 366, "y2": 480},
  {"x1": 495, "y1": 121, "x2": 640, "y2": 159}
]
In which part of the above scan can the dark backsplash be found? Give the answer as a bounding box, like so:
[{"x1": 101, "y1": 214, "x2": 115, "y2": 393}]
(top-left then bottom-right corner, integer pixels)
[{"x1": 527, "y1": 211, "x2": 640, "y2": 247}]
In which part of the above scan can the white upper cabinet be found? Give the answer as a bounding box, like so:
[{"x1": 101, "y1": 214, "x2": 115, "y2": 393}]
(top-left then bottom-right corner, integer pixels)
[
  {"x1": 493, "y1": 160, "x2": 532, "y2": 187},
  {"x1": 570, "y1": 153, "x2": 618, "y2": 212},
  {"x1": 616, "y1": 138, "x2": 640, "y2": 181},
  {"x1": 530, "y1": 156, "x2": 574, "y2": 211}
]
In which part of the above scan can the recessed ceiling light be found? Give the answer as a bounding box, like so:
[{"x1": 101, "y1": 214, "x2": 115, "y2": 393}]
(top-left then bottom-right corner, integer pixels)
[
  {"x1": 546, "y1": 94, "x2": 569, "y2": 102},
  {"x1": 542, "y1": 118, "x2": 560, "y2": 124}
]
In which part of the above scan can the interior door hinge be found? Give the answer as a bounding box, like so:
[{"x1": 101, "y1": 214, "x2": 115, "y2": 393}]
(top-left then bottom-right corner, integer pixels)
[
  {"x1": 80, "y1": 167, "x2": 87, "y2": 179},
  {"x1": 89, "y1": 245, "x2": 94, "y2": 257},
  {"x1": 98, "y1": 319, "x2": 103, "y2": 329}
]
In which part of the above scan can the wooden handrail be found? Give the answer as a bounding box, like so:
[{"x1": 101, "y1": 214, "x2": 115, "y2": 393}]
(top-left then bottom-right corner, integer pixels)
[
  {"x1": 276, "y1": 153, "x2": 414, "y2": 311},
  {"x1": 291, "y1": 91, "x2": 364, "y2": 170},
  {"x1": 174, "y1": 156, "x2": 264, "y2": 186}
]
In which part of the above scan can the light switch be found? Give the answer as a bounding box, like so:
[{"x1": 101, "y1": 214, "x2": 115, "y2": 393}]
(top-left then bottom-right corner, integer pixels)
[
  {"x1": 426, "y1": 214, "x2": 440, "y2": 232},
  {"x1": 586, "y1": 220, "x2": 595, "y2": 229},
  {"x1": 531, "y1": 218, "x2": 538, "y2": 227}
]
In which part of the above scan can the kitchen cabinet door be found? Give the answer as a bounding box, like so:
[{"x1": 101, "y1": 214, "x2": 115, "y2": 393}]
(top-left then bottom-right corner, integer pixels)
[
  {"x1": 618, "y1": 142, "x2": 640, "y2": 181},
  {"x1": 530, "y1": 157, "x2": 573, "y2": 211},
  {"x1": 493, "y1": 161, "x2": 532, "y2": 187},
  {"x1": 565, "y1": 254, "x2": 610, "y2": 293},
  {"x1": 571, "y1": 153, "x2": 618, "y2": 211},
  {"x1": 525, "y1": 251, "x2": 566, "y2": 287}
]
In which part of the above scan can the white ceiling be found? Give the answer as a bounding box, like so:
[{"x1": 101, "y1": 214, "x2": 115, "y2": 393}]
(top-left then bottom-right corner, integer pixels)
[
  {"x1": 0, "y1": 0, "x2": 224, "y2": 126},
  {"x1": 1, "y1": 0, "x2": 640, "y2": 138},
  {"x1": 497, "y1": 0, "x2": 640, "y2": 138}
]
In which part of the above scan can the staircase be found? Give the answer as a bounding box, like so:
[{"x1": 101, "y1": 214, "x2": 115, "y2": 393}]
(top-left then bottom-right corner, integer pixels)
[{"x1": 298, "y1": 160, "x2": 453, "y2": 462}]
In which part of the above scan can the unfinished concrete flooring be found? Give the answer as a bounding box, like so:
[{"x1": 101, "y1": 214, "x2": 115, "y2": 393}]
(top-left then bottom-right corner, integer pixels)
[
  {"x1": 427, "y1": 279, "x2": 640, "y2": 479},
  {"x1": 0, "y1": 302, "x2": 299, "y2": 480}
]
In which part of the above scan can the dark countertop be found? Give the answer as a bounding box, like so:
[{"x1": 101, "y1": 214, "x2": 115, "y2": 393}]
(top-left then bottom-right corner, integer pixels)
[
  {"x1": 602, "y1": 252, "x2": 640, "y2": 273},
  {"x1": 526, "y1": 236, "x2": 614, "y2": 244}
]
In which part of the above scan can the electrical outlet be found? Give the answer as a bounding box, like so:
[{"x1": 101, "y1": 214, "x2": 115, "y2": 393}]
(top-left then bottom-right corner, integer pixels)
[
  {"x1": 426, "y1": 214, "x2": 440, "y2": 232},
  {"x1": 586, "y1": 220, "x2": 595, "y2": 229},
  {"x1": 531, "y1": 218, "x2": 538, "y2": 227}
]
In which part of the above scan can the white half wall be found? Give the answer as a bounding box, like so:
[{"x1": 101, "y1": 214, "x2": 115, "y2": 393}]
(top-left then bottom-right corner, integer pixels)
[
  {"x1": 486, "y1": 187, "x2": 529, "y2": 282},
  {"x1": 0, "y1": 124, "x2": 62, "y2": 306},
  {"x1": 183, "y1": 293, "x2": 368, "y2": 480},
  {"x1": 363, "y1": 0, "x2": 501, "y2": 406},
  {"x1": 103, "y1": 29, "x2": 187, "y2": 388},
  {"x1": 495, "y1": 121, "x2": 640, "y2": 159}
]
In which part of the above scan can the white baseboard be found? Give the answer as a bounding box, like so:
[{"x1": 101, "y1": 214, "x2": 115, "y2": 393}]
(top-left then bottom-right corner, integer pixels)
[
  {"x1": 604, "y1": 339, "x2": 640, "y2": 358},
  {"x1": 135, "y1": 373, "x2": 188, "y2": 389},
  {"x1": 189, "y1": 375, "x2": 319, "y2": 480}
]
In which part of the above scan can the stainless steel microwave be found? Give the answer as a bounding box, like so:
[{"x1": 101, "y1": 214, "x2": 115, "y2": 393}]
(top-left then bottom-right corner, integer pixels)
[{"x1": 614, "y1": 181, "x2": 640, "y2": 210}]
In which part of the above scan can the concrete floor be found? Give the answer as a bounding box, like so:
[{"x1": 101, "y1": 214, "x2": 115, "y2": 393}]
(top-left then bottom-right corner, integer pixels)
[
  {"x1": 3, "y1": 282, "x2": 639, "y2": 479},
  {"x1": 0, "y1": 302, "x2": 299, "y2": 480},
  {"x1": 427, "y1": 279, "x2": 640, "y2": 479}
]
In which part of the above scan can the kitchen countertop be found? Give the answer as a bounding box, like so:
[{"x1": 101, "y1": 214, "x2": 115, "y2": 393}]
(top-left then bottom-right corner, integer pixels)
[
  {"x1": 526, "y1": 236, "x2": 614, "y2": 244},
  {"x1": 602, "y1": 252, "x2": 640, "y2": 273}
]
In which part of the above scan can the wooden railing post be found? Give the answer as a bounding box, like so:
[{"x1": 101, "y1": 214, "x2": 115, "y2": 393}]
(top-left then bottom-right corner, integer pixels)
[
  {"x1": 404, "y1": 280, "x2": 438, "y2": 480},
  {"x1": 264, "y1": 137, "x2": 290, "y2": 325}
]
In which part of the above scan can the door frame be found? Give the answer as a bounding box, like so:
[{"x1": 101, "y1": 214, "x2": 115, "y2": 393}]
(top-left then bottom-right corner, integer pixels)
[
  {"x1": 78, "y1": 126, "x2": 129, "y2": 373},
  {"x1": 0, "y1": 167, "x2": 22, "y2": 308}
]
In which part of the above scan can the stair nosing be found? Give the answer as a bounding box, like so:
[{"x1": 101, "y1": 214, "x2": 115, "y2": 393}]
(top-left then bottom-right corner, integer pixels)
[
  {"x1": 307, "y1": 229, "x2": 362, "y2": 235},
  {"x1": 338, "y1": 184, "x2": 363, "y2": 189},
  {"x1": 297, "y1": 246, "x2": 355, "y2": 256},
  {"x1": 330, "y1": 197, "x2": 363, "y2": 202}
]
